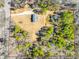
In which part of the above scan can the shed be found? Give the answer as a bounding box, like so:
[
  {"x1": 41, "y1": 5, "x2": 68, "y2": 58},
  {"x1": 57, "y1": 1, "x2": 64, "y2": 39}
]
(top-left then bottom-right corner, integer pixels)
[{"x1": 31, "y1": 14, "x2": 38, "y2": 22}]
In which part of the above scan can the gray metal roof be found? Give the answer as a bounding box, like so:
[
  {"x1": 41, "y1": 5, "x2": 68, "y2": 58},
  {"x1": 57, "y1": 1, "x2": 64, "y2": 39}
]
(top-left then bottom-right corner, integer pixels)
[{"x1": 31, "y1": 14, "x2": 38, "y2": 22}]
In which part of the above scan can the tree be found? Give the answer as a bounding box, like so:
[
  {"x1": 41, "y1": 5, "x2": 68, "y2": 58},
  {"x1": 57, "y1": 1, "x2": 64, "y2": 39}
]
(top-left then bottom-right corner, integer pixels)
[
  {"x1": 12, "y1": 25, "x2": 28, "y2": 41},
  {"x1": 51, "y1": 11, "x2": 74, "y2": 52},
  {"x1": 38, "y1": 26, "x2": 54, "y2": 41}
]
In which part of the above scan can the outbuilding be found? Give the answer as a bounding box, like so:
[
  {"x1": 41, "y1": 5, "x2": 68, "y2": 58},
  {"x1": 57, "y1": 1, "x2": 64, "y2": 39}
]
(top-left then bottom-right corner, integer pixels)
[{"x1": 31, "y1": 14, "x2": 38, "y2": 22}]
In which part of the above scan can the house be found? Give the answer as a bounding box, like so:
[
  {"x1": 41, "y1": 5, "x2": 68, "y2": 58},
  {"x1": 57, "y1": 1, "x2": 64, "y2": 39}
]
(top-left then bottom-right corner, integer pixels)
[{"x1": 31, "y1": 14, "x2": 38, "y2": 22}]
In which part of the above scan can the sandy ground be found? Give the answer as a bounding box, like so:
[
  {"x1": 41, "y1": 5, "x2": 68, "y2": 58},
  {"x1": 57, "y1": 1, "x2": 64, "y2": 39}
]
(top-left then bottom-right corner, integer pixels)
[
  {"x1": 11, "y1": 10, "x2": 53, "y2": 40},
  {"x1": 11, "y1": 14, "x2": 46, "y2": 41},
  {"x1": 10, "y1": 5, "x2": 53, "y2": 57},
  {"x1": 11, "y1": 7, "x2": 53, "y2": 41}
]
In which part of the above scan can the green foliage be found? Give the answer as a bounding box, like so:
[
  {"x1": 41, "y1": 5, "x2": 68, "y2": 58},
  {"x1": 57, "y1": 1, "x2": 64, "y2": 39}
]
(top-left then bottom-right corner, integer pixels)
[
  {"x1": 61, "y1": 11, "x2": 74, "y2": 24},
  {"x1": 47, "y1": 27, "x2": 53, "y2": 34},
  {"x1": 45, "y1": 51, "x2": 53, "y2": 58},
  {"x1": 15, "y1": 11, "x2": 75, "y2": 58},
  {"x1": 66, "y1": 42, "x2": 74, "y2": 51},
  {"x1": 32, "y1": 47, "x2": 44, "y2": 57},
  {"x1": 62, "y1": 24, "x2": 74, "y2": 40},
  {"x1": 14, "y1": 25, "x2": 21, "y2": 33},
  {"x1": 37, "y1": 0, "x2": 60, "y2": 14},
  {"x1": 25, "y1": 42, "x2": 32, "y2": 48},
  {"x1": 52, "y1": 36, "x2": 66, "y2": 49},
  {"x1": 60, "y1": 11, "x2": 74, "y2": 40},
  {"x1": 47, "y1": 42, "x2": 52, "y2": 48},
  {"x1": 38, "y1": 3, "x2": 48, "y2": 8},
  {"x1": 51, "y1": 11, "x2": 74, "y2": 51},
  {"x1": 12, "y1": 25, "x2": 28, "y2": 41},
  {"x1": 38, "y1": 26, "x2": 54, "y2": 40},
  {"x1": 15, "y1": 36, "x2": 21, "y2": 41}
]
